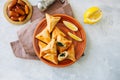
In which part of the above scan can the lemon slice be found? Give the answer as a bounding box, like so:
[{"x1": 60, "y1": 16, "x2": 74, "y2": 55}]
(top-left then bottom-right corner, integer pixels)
[
  {"x1": 83, "y1": 6, "x2": 102, "y2": 24},
  {"x1": 68, "y1": 32, "x2": 82, "y2": 41},
  {"x1": 63, "y1": 21, "x2": 78, "y2": 31}
]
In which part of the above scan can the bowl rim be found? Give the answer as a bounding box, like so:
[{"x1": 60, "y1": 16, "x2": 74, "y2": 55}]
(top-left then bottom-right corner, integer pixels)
[
  {"x1": 33, "y1": 14, "x2": 86, "y2": 67},
  {"x1": 3, "y1": 0, "x2": 33, "y2": 25}
]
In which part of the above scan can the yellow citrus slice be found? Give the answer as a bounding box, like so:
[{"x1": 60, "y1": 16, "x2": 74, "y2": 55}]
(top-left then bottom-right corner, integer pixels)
[
  {"x1": 83, "y1": 6, "x2": 102, "y2": 24},
  {"x1": 68, "y1": 32, "x2": 82, "y2": 41},
  {"x1": 63, "y1": 21, "x2": 78, "y2": 31}
]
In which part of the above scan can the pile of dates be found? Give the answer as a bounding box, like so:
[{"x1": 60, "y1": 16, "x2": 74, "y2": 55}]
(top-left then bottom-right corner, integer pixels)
[{"x1": 7, "y1": 0, "x2": 29, "y2": 21}]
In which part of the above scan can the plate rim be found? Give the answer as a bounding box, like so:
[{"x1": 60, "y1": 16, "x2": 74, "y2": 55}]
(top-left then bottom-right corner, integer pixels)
[{"x1": 33, "y1": 14, "x2": 86, "y2": 67}]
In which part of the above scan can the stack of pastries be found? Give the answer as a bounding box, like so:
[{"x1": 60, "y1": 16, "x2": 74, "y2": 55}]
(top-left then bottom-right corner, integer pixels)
[{"x1": 35, "y1": 14, "x2": 76, "y2": 64}]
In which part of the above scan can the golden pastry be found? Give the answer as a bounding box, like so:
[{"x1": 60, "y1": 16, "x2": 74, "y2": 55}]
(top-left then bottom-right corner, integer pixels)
[
  {"x1": 38, "y1": 41, "x2": 47, "y2": 57},
  {"x1": 41, "y1": 39, "x2": 57, "y2": 57},
  {"x1": 52, "y1": 27, "x2": 65, "y2": 39},
  {"x1": 67, "y1": 44, "x2": 76, "y2": 62},
  {"x1": 46, "y1": 13, "x2": 61, "y2": 33},
  {"x1": 43, "y1": 54, "x2": 58, "y2": 64},
  {"x1": 56, "y1": 34, "x2": 72, "y2": 53},
  {"x1": 38, "y1": 41, "x2": 47, "y2": 49},
  {"x1": 36, "y1": 28, "x2": 51, "y2": 44}
]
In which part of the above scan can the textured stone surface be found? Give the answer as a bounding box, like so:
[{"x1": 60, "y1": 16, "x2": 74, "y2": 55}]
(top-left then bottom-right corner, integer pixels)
[{"x1": 0, "y1": 0, "x2": 120, "y2": 80}]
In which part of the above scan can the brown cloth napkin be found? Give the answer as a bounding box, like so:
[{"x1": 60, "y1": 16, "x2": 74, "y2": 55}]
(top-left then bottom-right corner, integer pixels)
[{"x1": 10, "y1": 0, "x2": 73, "y2": 60}]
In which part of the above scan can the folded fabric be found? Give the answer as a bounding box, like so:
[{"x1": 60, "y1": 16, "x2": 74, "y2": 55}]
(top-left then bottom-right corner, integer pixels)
[
  {"x1": 10, "y1": 0, "x2": 73, "y2": 60},
  {"x1": 10, "y1": 40, "x2": 39, "y2": 59}
]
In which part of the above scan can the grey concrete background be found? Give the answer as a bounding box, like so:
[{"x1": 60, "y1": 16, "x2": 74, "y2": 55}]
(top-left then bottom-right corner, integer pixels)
[{"x1": 0, "y1": 0, "x2": 120, "y2": 80}]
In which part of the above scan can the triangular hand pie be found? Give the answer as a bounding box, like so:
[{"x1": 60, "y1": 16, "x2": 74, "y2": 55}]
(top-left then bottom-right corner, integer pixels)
[
  {"x1": 38, "y1": 41, "x2": 47, "y2": 57},
  {"x1": 67, "y1": 44, "x2": 76, "y2": 62},
  {"x1": 38, "y1": 41, "x2": 47, "y2": 49},
  {"x1": 43, "y1": 54, "x2": 58, "y2": 64},
  {"x1": 36, "y1": 28, "x2": 50, "y2": 44},
  {"x1": 46, "y1": 13, "x2": 61, "y2": 33},
  {"x1": 57, "y1": 34, "x2": 72, "y2": 53},
  {"x1": 40, "y1": 39, "x2": 57, "y2": 57},
  {"x1": 52, "y1": 27, "x2": 65, "y2": 39}
]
